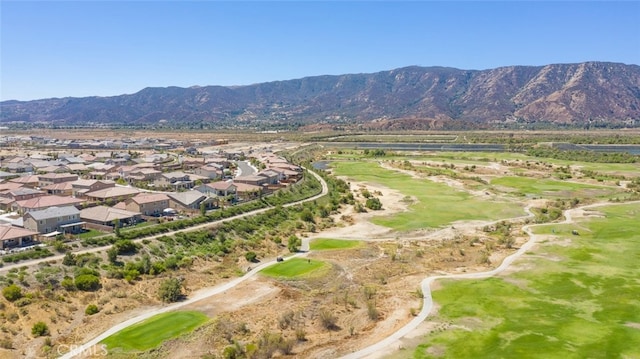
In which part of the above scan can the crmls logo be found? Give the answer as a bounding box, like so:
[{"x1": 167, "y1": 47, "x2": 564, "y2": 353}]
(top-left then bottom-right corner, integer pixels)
[{"x1": 56, "y1": 344, "x2": 108, "y2": 357}]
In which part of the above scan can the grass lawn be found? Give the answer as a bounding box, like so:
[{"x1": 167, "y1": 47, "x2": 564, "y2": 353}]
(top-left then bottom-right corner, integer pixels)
[
  {"x1": 310, "y1": 238, "x2": 362, "y2": 250},
  {"x1": 331, "y1": 161, "x2": 523, "y2": 230},
  {"x1": 76, "y1": 229, "x2": 105, "y2": 239},
  {"x1": 101, "y1": 311, "x2": 208, "y2": 352},
  {"x1": 491, "y1": 176, "x2": 621, "y2": 199},
  {"x1": 261, "y1": 258, "x2": 329, "y2": 279},
  {"x1": 402, "y1": 202, "x2": 640, "y2": 359}
]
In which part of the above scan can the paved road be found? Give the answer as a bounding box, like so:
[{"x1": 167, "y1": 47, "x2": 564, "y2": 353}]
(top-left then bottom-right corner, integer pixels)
[
  {"x1": 235, "y1": 160, "x2": 257, "y2": 177},
  {"x1": 58, "y1": 169, "x2": 327, "y2": 358}
]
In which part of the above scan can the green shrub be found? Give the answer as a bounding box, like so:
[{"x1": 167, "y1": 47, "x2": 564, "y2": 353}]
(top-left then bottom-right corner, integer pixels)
[
  {"x1": 31, "y1": 321, "x2": 49, "y2": 337},
  {"x1": 85, "y1": 304, "x2": 99, "y2": 315},
  {"x1": 2, "y1": 284, "x2": 22, "y2": 302},
  {"x1": 74, "y1": 274, "x2": 100, "y2": 291},
  {"x1": 61, "y1": 277, "x2": 75, "y2": 291},
  {"x1": 245, "y1": 251, "x2": 257, "y2": 262},
  {"x1": 158, "y1": 278, "x2": 183, "y2": 303},
  {"x1": 365, "y1": 197, "x2": 382, "y2": 210}
]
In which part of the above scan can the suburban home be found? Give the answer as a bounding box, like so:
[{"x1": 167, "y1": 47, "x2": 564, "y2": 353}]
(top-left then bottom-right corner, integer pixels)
[
  {"x1": 234, "y1": 182, "x2": 263, "y2": 201},
  {"x1": 14, "y1": 195, "x2": 84, "y2": 213},
  {"x1": 168, "y1": 191, "x2": 217, "y2": 211},
  {"x1": 257, "y1": 169, "x2": 282, "y2": 185},
  {"x1": 80, "y1": 205, "x2": 141, "y2": 228},
  {"x1": 23, "y1": 205, "x2": 84, "y2": 235},
  {"x1": 234, "y1": 175, "x2": 270, "y2": 187},
  {"x1": 125, "y1": 168, "x2": 161, "y2": 183},
  {"x1": 59, "y1": 155, "x2": 86, "y2": 165},
  {"x1": 0, "y1": 187, "x2": 45, "y2": 202},
  {"x1": 0, "y1": 182, "x2": 24, "y2": 192},
  {"x1": 42, "y1": 182, "x2": 74, "y2": 196},
  {"x1": 181, "y1": 157, "x2": 205, "y2": 170},
  {"x1": 0, "y1": 224, "x2": 38, "y2": 250},
  {"x1": 38, "y1": 173, "x2": 79, "y2": 187},
  {"x1": 193, "y1": 165, "x2": 223, "y2": 180},
  {"x1": 38, "y1": 165, "x2": 68, "y2": 174},
  {"x1": 9, "y1": 175, "x2": 40, "y2": 188},
  {"x1": 72, "y1": 179, "x2": 116, "y2": 198},
  {"x1": 86, "y1": 163, "x2": 118, "y2": 179},
  {"x1": 154, "y1": 172, "x2": 194, "y2": 190},
  {"x1": 195, "y1": 181, "x2": 237, "y2": 198},
  {"x1": 62, "y1": 163, "x2": 89, "y2": 174},
  {"x1": 2, "y1": 161, "x2": 33, "y2": 173},
  {"x1": 204, "y1": 156, "x2": 230, "y2": 168},
  {"x1": 85, "y1": 187, "x2": 140, "y2": 204},
  {"x1": 0, "y1": 197, "x2": 15, "y2": 212},
  {"x1": 0, "y1": 171, "x2": 18, "y2": 181},
  {"x1": 124, "y1": 193, "x2": 170, "y2": 216}
]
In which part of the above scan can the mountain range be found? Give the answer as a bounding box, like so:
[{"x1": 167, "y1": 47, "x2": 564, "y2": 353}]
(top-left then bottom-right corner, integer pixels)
[{"x1": 2, "y1": 61, "x2": 639, "y2": 130}]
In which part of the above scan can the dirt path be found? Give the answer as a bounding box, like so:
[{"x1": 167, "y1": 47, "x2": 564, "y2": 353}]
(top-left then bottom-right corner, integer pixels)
[{"x1": 339, "y1": 200, "x2": 640, "y2": 359}]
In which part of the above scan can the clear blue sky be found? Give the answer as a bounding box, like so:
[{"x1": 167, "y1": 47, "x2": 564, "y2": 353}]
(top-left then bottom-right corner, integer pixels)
[{"x1": 1, "y1": 1, "x2": 639, "y2": 101}]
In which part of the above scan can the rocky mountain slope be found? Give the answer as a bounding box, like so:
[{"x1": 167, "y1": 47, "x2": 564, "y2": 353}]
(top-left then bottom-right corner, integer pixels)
[{"x1": 2, "y1": 62, "x2": 639, "y2": 129}]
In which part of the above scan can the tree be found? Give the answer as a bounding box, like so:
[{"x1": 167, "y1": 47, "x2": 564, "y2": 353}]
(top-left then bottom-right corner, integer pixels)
[
  {"x1": 31, "y1": 322, "x2": 49, "y2": 337},
  {"x1": 200, "y1": 201, "x2": 206, "y2": 216},
  {"x1": 2, "y1": 284, "x2": 22, "y2": 302},
  {"x1": 287, "y1": 235, "x2": 301, "y2": 253},
  {"x1": 158, "y1": 278, "x2": 183, "y2": 303},
  {"x1": 114, "y1": 218, "x2": 122, "y2": 238}
]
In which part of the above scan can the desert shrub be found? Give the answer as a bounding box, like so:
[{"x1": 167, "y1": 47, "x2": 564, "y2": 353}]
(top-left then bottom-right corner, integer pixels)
[
  {"x1": 62, "y1": 252, "x2": 76, "y2": 266},
  {"x1": 365, "y1": 197, "x2": 382, "y2": 210},
  {"x1": 74, "y1": 274, "x2": 100, "y2": 291},
  {"x1": 367, "y1": 301, "x2": 379, "y2": 320},
  {"x1": 0, "y1": 338, "x2": 12, "y2": 349},
  {"x1": 2, "y1": 284, "x2": 22, "y2": 302},
  {"x1": 31, "y1": 321, "x2": 49, "y2": 337},
  {"x1": 85, "y1": 304, "x2": 99, "y2": 315},
  {"x1": 244, "y1": 251, "x2": 257, "y2": 262},
  {"x1": 157, "y1": 278, "x2": 183, "y2": 303},
  {"x1": 61, "y1": 277, "x2": 75, "y2": 291},
  {"x1": 319, "y1": 308, "x2": 338, "y2": 330}
]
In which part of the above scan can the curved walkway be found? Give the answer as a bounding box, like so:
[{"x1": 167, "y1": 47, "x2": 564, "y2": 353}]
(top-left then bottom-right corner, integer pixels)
[
  {"x1": 59, "y1": 169, "x2": 327, "y2": 358},
  {"x1": 339, "y1": 200, "x2": 638, "y2": 359}
]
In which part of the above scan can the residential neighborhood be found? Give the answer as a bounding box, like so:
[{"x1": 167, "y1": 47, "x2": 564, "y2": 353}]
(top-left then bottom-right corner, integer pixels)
[{"x1": 0, "y1": 142, "x2": 302, "y2": 252}]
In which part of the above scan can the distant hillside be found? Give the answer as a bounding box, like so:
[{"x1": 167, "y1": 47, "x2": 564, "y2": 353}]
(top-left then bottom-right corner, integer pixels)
[{"x1": 2, "y1": 62, "x2": 639, "y2": 130}]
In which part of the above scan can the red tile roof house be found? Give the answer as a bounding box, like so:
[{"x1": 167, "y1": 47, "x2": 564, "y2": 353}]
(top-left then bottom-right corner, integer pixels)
[
  {"x1": 13, "y1": 195, "x2": 84, "y2": 214},
  {"x1": 9, "y1": 175, "x2": 40, "y2": 188},
  {"x1": 0, "y1": 223, "x2": 38, "y2": 250},
  {"x1": 125, "y1": 193, "x2": 170, "y2": 216}
]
